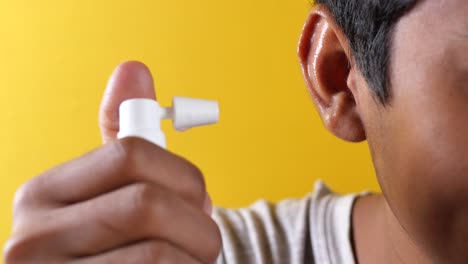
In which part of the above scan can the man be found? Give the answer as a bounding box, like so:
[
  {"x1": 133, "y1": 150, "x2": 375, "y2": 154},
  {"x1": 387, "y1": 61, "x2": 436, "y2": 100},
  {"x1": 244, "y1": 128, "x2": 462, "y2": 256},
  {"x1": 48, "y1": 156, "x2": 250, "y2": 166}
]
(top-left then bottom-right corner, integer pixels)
[{"x1": 4, "y1": 0, "x2": 468, "y2": 263}]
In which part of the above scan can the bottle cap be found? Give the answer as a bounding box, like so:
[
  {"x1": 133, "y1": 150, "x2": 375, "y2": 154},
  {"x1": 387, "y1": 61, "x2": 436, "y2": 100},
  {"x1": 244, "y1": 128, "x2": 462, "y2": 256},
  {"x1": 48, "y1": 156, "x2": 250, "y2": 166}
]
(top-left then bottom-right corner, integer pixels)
[{"x1": 117, "y1": 98, "x2": 167, "y2": 148}]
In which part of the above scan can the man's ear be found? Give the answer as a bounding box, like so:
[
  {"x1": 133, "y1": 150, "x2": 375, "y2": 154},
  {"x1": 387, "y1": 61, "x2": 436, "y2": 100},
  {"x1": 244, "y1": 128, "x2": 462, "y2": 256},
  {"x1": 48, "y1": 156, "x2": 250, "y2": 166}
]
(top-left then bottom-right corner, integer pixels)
[{"x1": 298, "y1": 5, "x2": 366, "y2": 142}]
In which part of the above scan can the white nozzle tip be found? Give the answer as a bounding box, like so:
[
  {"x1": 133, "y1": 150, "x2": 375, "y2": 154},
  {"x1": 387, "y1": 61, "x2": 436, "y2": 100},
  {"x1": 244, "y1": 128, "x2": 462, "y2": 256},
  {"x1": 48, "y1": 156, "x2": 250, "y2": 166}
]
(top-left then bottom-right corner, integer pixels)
[{"x1": 172, "y1": 97, "x2": 219, "y2": 131}]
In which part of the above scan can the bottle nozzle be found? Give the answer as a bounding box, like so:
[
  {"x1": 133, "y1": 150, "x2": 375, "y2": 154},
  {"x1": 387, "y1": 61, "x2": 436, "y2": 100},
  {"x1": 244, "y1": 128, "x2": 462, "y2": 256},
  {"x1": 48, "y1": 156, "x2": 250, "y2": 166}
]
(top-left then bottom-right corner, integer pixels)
[{"x1": 170, "y1": 97, "x2": 219, "y2": 131}]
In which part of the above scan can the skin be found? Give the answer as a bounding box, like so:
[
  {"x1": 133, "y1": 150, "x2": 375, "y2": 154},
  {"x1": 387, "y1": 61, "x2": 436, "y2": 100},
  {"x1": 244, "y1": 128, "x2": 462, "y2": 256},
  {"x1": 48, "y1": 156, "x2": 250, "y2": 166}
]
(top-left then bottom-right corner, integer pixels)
[
  {"x1": 3, "y1": 0, "x2": 468, "y2": 263},
  {"x1": 299, "y1": 1, "x2": 468, "y2": 263},
  {"x1": 3, "y1": 62, "x2": 221, "y2": 264}
]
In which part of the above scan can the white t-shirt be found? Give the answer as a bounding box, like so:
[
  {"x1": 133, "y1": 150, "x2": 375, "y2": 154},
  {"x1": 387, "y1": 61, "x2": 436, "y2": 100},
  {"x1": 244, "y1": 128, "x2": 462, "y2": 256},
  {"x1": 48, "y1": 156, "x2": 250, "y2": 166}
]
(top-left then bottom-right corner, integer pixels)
[{"x1": 213, "y1": 181, "x2": 363, "y2": 264}]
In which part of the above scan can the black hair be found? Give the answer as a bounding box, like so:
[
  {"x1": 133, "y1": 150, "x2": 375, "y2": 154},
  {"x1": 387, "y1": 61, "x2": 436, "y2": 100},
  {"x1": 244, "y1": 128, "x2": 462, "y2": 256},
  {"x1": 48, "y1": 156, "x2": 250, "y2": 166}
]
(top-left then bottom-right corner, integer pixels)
[{"x1": 315, "y1": 0, "x2": 418, "y2": 103}]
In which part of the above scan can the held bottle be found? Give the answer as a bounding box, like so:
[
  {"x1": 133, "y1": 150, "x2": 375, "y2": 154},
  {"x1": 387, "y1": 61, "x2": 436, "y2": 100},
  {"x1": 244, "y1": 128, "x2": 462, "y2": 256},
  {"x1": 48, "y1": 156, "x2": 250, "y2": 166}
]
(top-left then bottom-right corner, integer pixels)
[{"x1": 117, "y1": 97, "x2": 219, "y2": 149}]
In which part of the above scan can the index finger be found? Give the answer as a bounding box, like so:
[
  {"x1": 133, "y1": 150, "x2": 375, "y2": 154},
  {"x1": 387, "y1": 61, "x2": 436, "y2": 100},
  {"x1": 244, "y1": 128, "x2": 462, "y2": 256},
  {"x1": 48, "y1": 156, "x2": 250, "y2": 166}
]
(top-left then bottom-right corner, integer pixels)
[{"x1": 15, "y1": 138, "x2": 207, "y2": 212}]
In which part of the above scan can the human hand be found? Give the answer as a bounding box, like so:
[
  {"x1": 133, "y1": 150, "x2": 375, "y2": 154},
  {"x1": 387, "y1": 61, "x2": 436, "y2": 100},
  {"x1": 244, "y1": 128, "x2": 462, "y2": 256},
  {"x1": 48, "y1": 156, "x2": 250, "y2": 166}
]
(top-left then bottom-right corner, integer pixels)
[{"x1": 3, "y1": 61, "x2": 221, "y2": 264}]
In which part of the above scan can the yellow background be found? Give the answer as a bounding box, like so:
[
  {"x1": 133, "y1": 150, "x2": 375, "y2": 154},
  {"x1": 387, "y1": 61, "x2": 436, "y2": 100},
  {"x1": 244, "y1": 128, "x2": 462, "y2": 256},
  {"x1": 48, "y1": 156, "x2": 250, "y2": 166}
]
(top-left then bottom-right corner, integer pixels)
[{"x1": 0, "y1": 0, "x2": 380, "y2": 254}]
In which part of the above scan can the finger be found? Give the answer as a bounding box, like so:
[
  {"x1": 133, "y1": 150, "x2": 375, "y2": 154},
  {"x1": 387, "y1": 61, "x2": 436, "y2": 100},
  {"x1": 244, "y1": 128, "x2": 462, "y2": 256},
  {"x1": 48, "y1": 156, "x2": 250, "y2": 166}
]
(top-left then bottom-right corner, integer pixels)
[
  {"x1": 99, "y1": 61, "x2": 156, "y2": 144},
  {"x1": 15, "y1": 138, "x2": 207, "y2": 213},
  {"x1": 47, "y1": 184, "x2": 221, "y2": 263},
  {"x1": 72, "y1": 240, "x2": 204, "y2": 264}
]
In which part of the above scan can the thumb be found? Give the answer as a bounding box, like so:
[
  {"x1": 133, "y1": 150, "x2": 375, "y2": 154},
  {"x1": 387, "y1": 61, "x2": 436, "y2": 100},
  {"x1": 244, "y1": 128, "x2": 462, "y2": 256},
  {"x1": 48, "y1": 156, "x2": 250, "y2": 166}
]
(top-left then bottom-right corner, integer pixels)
[{"x1": 99, "y1": 61, "x2": 156, "y2": 144}]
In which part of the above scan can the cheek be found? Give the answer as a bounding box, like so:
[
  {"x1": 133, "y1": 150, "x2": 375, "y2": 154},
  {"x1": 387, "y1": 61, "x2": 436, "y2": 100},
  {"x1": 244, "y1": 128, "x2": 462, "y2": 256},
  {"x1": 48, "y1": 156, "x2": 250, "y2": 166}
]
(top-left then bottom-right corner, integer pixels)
[
  {"x1": 398, "y1": 92, "x2": 468, "y2": 198},
  {"x1": 380, "y1": 73, "x2": 468, "y2": 253},
  {"x1": 390, "y1": 47, "x2": 468, "y2": 195}
]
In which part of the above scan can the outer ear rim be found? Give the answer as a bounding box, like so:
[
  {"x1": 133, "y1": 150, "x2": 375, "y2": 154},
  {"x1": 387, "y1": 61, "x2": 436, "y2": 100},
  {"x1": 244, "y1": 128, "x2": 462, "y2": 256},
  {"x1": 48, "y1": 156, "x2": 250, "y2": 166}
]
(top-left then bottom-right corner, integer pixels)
[
  {"x1": 298, "y1": 6, "x2": 329, "y2": 113},
  {"x1": 299, "y1": 5, "x2": 354, "y2": 66},
  {"x1": 297, "y1": 6, "x2": 317, "y2": 66}
]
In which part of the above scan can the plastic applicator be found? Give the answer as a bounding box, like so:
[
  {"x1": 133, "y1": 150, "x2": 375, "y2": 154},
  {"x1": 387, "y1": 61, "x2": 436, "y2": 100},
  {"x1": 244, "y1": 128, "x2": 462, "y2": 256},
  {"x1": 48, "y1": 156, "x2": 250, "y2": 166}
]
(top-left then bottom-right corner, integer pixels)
[{"x1": 117, "y1": 97, "x2": 219, "y2": 148}]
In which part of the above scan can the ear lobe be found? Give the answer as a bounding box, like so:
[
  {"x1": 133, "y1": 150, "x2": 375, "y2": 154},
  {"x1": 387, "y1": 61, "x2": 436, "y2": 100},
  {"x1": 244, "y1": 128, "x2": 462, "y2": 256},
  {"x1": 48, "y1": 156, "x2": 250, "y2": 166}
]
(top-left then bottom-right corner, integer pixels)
[{"x1": 298, "y1": 6, "x2": 366, "y2": 142}]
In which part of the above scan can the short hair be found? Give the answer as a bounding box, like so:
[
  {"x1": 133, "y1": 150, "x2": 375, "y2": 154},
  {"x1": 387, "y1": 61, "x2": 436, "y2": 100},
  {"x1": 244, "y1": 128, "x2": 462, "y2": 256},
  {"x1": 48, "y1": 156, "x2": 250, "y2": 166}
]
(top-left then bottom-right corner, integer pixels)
[{"x1": 315, "y1": 0, "x2": 418, "y2": 103}]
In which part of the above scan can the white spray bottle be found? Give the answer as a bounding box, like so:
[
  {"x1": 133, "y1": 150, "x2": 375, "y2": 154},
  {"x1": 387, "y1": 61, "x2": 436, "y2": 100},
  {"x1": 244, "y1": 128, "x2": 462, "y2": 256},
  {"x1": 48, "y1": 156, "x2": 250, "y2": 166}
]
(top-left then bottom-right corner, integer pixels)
[{"x1": 117, "y1": 97, "x2": 219, "y2": 148}]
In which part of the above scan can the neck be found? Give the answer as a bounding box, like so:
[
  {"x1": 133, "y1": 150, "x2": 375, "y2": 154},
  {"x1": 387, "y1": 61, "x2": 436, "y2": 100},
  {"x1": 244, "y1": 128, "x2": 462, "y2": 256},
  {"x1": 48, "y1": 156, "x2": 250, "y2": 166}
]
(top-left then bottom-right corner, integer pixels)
[{"x1": 351, "y1": 194, "x2": 431, "y2": 264}]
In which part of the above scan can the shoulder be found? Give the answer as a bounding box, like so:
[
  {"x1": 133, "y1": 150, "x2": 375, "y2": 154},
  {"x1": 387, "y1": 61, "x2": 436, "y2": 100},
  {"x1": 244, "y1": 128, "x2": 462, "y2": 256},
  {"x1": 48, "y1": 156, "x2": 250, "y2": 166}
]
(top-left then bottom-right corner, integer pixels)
[
  {"x1": 310, "y1": 180, "x2": 362, "y2": 264},
  {"x1": 212, "y1": 180, "x2": 363, "y2": 264}
]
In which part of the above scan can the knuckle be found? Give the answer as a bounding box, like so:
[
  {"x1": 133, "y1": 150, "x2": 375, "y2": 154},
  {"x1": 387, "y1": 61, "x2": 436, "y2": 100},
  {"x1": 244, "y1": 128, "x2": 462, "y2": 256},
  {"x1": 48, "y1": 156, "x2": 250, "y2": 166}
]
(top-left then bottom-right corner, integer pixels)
[
  {"x1": 127, "y1": 183, "x2": 170, "y2": 229},
  {"x1": 3, "y1": 239, "x2": 19, "y2": 264},
  {"x1": 140, "y1": 241, "x2": 170, "y2": 263},
  {"x1": 12, "y1": 181, "x2": 38, "y2": 214},
  {"x1": 184, "y1": 163, "x2": 206, "y2": 201},
  {"x1": 127, "y1": 184, "x2": 155, "y2": 220},
  {"x1": 3, "y1": 235, "x2": 34, "y2": 264},
  {"x1": 205, "y1": 221, "x2": 223, "y2": 262},
  {"x1": 111, "y1": 137, "x2": 148, "y2": 172},
  {"x1": 4, "y1": 216, "x2": 62, "y2": 263},
  {"x1": 150, "y1": 191, "x2": 171, "y2": 229}
]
